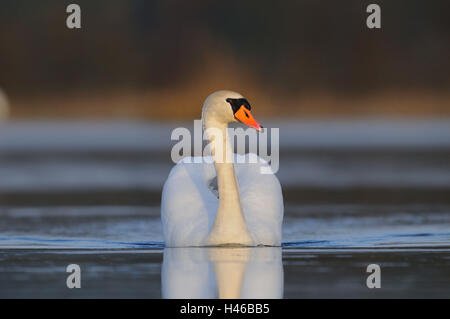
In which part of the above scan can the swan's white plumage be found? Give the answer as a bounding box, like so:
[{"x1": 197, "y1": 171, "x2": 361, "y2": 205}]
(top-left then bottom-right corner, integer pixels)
[
  {"x1": 161, "y1": 90, "x2": 283, "y2": 247},
  {"x1": 161, "y1": 153, "x2": 283, "y2": 247}
]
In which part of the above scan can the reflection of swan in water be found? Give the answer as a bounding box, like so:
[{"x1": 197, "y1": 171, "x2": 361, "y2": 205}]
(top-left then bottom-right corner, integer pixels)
[{"x1": 162, "y1": 247, "x2": 283, "y2": 299}]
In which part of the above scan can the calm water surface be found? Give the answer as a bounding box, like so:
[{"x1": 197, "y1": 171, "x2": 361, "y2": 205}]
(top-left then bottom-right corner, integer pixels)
[{"x1": 0, "y1": 120, "x2": 449, "y2": 298}]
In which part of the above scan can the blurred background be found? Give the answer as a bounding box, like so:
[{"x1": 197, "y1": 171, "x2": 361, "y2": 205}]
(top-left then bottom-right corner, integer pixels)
[
  {"x1": 0, "y1": 0, "x2": 450, "y2": 210},
  {"x1": 1, "y1": 0, "x2": 450, "y2": 204},
  {"x1": 0, "y1": 0, "x2": 449, "y2": 119}
]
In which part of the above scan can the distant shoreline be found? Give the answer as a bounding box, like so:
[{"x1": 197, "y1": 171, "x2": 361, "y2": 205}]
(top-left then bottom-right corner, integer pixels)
[{"x1": 7, "y1": 89, "x2": 450, "y2": 120}]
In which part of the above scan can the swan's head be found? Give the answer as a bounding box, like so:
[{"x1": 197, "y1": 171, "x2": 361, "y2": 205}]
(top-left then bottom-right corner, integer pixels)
[{"x1": 202, "y1": 90, "x2": 262, "y2": 131}]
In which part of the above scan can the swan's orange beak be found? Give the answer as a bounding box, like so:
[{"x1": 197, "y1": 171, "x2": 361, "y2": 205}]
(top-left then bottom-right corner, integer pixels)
[{"x1": 234, "y1": 105, "x2": 262, "y2": 132}]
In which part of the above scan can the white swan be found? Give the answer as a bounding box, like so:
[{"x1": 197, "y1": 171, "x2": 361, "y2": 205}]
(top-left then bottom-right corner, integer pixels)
[{"x1": 161, "y1": 90, "x2": 283, "y2": 247}]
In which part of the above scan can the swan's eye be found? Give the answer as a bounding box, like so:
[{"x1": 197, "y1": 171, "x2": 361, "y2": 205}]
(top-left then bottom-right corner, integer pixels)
[{"x1": 226, "y1": 98, "x2": 251, "y2": 114}]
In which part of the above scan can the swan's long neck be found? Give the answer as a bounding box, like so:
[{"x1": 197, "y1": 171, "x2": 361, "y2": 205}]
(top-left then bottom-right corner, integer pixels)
[{"x1": 203, "y1": 113, "x2": 253, "y2": 246}]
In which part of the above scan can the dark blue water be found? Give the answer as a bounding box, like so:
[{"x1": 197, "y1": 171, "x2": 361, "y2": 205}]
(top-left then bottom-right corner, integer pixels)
[{"x1": 1, "y1": 204, "x2": 449, "y2": 249}]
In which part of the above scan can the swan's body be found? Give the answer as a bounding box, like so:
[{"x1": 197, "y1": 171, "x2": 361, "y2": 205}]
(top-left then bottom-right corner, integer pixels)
[
  {"x1": 161, "y1": 90, "x2": 283, "y2": 247},
  {"x1": 162, "y1": 154, "x2": 283, "y2": 246}
]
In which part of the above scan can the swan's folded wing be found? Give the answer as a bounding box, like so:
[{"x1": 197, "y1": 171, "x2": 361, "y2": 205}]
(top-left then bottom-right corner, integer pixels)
[
  {"x1": 161, "y1": 158, "x2": 218, "y2": 247},
  {"x1": 235, "y1": 154, "x2": 284, "y2": 246}
]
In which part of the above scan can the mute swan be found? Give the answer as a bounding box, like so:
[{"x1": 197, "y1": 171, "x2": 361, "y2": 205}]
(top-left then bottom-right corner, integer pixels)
[{"x1": 161, "y1": 90, "x2": 283, "y2": 247}]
